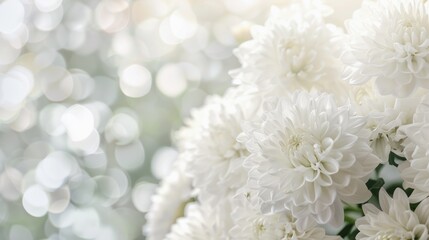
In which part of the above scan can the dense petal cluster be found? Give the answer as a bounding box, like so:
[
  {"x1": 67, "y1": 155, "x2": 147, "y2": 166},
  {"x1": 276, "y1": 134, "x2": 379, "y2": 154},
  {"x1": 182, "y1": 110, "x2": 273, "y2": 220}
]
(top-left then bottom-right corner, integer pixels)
[
  {"x1": 398, "y1": 94, "x2": 429, "y2": 202},
  {"x1": 356, "y1": 188, "x2": 429, "y2": 240},
  {"x1": 147, "y1": 0, "x2": 429, "y2": 239},
  {"x1": 144, "y1": 162, "x2": 192, "y2": 240},
  {"x1": 165, "y1": 202, "x2": 233, "y2": 240},
  {"x1": 229, "y1": 190, "x2": 340, "y2": 240},
  {"x1": 343, "y1": 0, "x2": 429, "y2": 97},
  {"x1": 231, "y1": 2, "x2": 347, "y2": 97},
  {"x1": 175, "y1": 87, "x2": 261, "y2": 203},
  {"x1": 239, "y1": 91, "x2": 380, "y2": 226},
  {"x1": 350, "y1": 83, "x2": 427, "y2": 161}
]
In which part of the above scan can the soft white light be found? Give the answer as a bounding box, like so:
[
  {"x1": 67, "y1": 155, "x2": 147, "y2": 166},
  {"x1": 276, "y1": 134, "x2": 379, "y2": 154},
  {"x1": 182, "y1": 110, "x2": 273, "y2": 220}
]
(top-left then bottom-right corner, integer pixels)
[
  {"x1": 36, "y1": 151, "x2": 75, "y2": 190},
  {"x1": 61, "y1": 104, "x2": 95, "y2": 142},
  {"x1": 22, "y1": 185, "x2": 50, "y2": 217},
  {"x1": 34, "y1": 0, "x2": 63, "y2": 12},
  {"x1": 0, "y1": 0, "x2": 25, "y2": 34},
  {"x1": 105, "y1": 113, "x2": 139, "y2": 145},
  {"x1": 114, "y1": 140, "x2": 145, "y2": 171},
  {"x1": 132, "y1": 182, "x2": 156, "y2": 212},
  {"x1": 156, "y1": 64, "x2": 187, "y2": 97},
  {"x1": 119, "y1": 64, "x2": 152, "y2": 98},
  {"x1": 151, "y1": 147, "x2": 177, "y2": 179}
]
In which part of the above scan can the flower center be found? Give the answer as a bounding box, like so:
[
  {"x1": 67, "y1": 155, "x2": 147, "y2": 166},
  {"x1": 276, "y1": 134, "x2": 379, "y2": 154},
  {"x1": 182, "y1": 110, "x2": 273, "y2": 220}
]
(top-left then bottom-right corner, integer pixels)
[{"x1": 288, "y1": 134, "x2": 302, "y2": 151}]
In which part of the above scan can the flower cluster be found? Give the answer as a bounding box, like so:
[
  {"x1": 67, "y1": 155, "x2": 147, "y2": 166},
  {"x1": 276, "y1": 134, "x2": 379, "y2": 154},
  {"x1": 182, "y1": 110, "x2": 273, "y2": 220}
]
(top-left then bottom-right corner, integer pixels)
[{"x1": 146, "y1": 0, "x2": 429, "y2": 239}]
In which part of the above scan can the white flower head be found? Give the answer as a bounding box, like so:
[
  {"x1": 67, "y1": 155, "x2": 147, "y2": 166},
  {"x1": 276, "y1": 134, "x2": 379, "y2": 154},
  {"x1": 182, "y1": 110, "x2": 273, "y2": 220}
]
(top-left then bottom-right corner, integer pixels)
[
  {"x1": 175, "y1": 87, "x2": 262, "y2": 203},
  {"x1": 239, "y1": 90, "x2": 380, "y2": 227},
  {"x1": 356, "y1": 188, "x2": 429, "y2": 240},
  {"x1": 350, "y1": 82, "x2": 427, "y2": 161},
  {"x1": 343, "y1": 0, "x2": 429, "y2": 97},
  {"x1": 229, "y1": 188, "x2": 340, "y2": 240},
  {"x1": 398, "y1": 93, "x2": 429, "y2": 202},
  {"x1": 165, "y1": 201, "x2": 233, "y2": 240},
  {"x1": 231, "y1": 1, "x2": 347, "y2": 97},
  {"x1": 144, "y1": 162, "x2": 193, "y2": 240}
]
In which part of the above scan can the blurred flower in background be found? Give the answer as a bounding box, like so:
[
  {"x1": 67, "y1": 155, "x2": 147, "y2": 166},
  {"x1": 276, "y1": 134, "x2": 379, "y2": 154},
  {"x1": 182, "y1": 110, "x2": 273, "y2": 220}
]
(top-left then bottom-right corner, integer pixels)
[{"x1": 0, "y1": 0, "x2": 363, "y2": 239}]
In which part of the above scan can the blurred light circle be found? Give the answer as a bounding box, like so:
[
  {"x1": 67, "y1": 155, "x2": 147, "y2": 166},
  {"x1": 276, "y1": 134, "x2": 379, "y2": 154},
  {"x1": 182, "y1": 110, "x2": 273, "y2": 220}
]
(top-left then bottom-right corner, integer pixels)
[
  {"x1": 70, "y1": 177, "x2": 96, "y2": 205},
  {"x1": 22, "y1": 185, "x2": 50, "y2": 217},
  {"x1": 0, "y1": 167, "x2": 23, "y2": 201},
  {"x1": 36, "y1": 151, "x2": 76, "y2": 190},
  {"x1": 105, "y1": 113, "x2": 139, "y2": 145},
  {"x1": 114, "y1": 140, "x2": 145, "y2": 171},
  {"x1": 33, "y1": 6, "x2": 64, "y2": 31},
  {"x1": 119, "y1": 64, "x2": 152, "y2": 98},
  {"x1": 95, "y1": 0, "x2": 130, "y2": 33},
  {"x1": 159, "y1": 18, "x2": 181, "y2": 45},
  {"x1": 156, "y1": 64, "x2": 187, "y2": 97},
  {"x1": 169, "y1": 8, "x2": 197, "y2": 40},
  {"x1": 34, "y1": 0, "x2": 63, "y2": 13},
  {"x1": 39, "y1": 104, "x2": 67, "y2": 136},
  {"x1": 72, "y1": 208, "x2": 101, "y2": 239},
  {"x1": 64, "y1": 2, "x2": 91, "y2": 30},
  {"x1": 112, "y1": 33, "x2": 135, "y2": 56},
  {"x1": 84, "y1": 102, "x2": 112, "y2": 133},
  {"x1": 9, "y1": 225, "x2": 33, "y2": 240},
  {"x1": 108, "y1": 168, "x2": 129, "y2": 198},
  {"x1": 3, "y1": 25, "x2": 29, "y2": 49},
  {"x1": 83, "y1": 150, "x2": 107, "y2": 170},
  {"x1": 9, "y1": 103, "x2": 37, "y2": 132},
  {"x1": 136, "y1": 19, "x2": 175, "y2": 59},
  {"x1": 40, "y1": 67, "x2": 74, "y2": 102},
  {"x1": 61, "y1": 104, "x2": 94, "y2": 142},
  {"x1": 93, "y1": 176, "x2": 121, "y2": 204},
  {"x1": 151, "y1": 147, "x2": 177, "y2": 179},
  {"x1": 0, "y1": 38, "x2": 21, "y2": 65},
  {"x1": 0, "y1": 66, "x2": 34, "y2": 109},
  {"x1": 68, "y1": 129, "x2": 100, "y2": 155},
  {"x1": 70, "y1": 71, "x2": 95, "y2": 101},
  {"x1": 49, "y1": 205, "x2": 75, "y2": 228},
  {"x1": 131, "y1": 182, "x2": 156, "y2": 213},
  {"x1": 0, "y1": 0, "x2": 25, "y2": 34},
  {"x1": 49, "y1": 187, "x2": 70, "y2": 214}
]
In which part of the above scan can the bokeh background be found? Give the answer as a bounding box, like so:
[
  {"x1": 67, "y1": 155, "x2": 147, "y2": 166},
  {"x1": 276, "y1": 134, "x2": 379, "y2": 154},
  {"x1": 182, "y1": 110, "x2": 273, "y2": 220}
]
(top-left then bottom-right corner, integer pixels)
[{"x1": 0, "y1": 0, "x2": 361, "y2": 239}]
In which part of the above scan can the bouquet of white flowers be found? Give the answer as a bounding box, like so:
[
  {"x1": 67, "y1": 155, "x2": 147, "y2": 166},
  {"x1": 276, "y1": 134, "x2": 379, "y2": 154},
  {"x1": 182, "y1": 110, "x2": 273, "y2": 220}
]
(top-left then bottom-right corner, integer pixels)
[{"x1": 145, "y1": 0, "x2": 429, "y2": 239}]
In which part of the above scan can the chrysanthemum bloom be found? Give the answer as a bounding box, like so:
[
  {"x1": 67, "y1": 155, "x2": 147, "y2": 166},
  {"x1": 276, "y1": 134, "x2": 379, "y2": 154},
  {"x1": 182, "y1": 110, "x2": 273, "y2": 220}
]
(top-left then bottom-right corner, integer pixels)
[
  {"x1": 229, "y1": 189, "x2": 340, "y2": 240},
  {"x1": 165, "y1": 202, "x2": 233, "y2": 240},
  {"x1": 356, "y1": 188, "x2": 429, "y2": 239},
  {"x1": 343, "y1": 0, "x2": 429, "y2": 97},
  {"x1": 239, "y1": 91, "x2": 380, "y2": 227},
  {"x1": 398, "y1": 94, "x2": 429, "y2": 202},
  {"x1": 174, "y1": 87, "x2": 261, "y2": 203},
  {"x1": 144, "y1": 162, "x2": 193, "y2": 240},
  {"x1": 349, "y1": 82, "x2": 427, "y2": 161},
  {"x1": 231, "y1": 2, "x2": 347, "y2": 97}
]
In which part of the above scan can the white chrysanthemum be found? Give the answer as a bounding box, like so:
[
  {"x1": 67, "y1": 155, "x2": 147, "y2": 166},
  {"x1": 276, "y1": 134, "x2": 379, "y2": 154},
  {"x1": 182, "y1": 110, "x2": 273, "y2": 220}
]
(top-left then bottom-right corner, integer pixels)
[
  {"x1": 343, "y1": 0, "x2": 429, "y2": 97},
  {"x1": 165, "y1": 202, "x2": 233, "y2": 240},
  {"x1": 239, "y1": 90, "x2": 380, "y2": 227},
  {"x1": 175, "y1": 87, "x2": 261, "y2": 203},
  {"x1": 356, "y1": 188, "x2": 429, "y2": 240},
  {"x1": 398, "y1": 93, "x2": 429, "y2": 202},
  {"x1": 144, "y1": 162, "x2": 193, "y2": 240},
  {"x1": 350, "y1": 82, "x2": 426, "y2": 161},
  {"x1": 229, "y1": 189, "x2": 340, "y2": 240},
  {"x1": 231, "y1": 2, "x2": 347, "y2": 97}
]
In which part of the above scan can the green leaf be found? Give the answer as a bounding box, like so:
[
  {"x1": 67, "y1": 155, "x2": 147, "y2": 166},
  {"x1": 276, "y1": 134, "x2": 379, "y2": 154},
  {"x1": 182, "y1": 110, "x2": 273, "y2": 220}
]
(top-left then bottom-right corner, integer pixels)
[
  {"x1": 338, "y1": 223, "x2": 354, "y2": 238},
  {"x1": 388, "y1": 151, "x2": 407, "y2": 167},
  {"x1": 366, "y1": 178, "x2": 385, "y2": 196}
]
